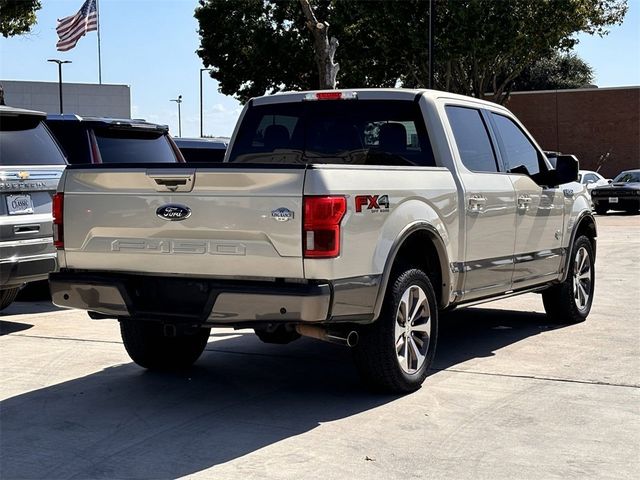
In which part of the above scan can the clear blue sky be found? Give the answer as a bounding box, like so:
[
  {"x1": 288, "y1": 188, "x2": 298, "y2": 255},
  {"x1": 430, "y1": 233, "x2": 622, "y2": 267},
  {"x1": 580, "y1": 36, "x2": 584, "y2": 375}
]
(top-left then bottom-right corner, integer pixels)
[{"x1": 1, "y1": 0, "x2": 639, "y2": 138}]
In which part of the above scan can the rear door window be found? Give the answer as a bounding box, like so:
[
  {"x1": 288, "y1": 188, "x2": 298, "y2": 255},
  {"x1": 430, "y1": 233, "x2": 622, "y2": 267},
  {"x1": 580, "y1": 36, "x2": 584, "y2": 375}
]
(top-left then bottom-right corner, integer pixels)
[
  {"x1": 229, "y1": 100, "x2": 434, "y2": 167},
  {"x1": 94, "y1": 129, "x2": 177, "y2": 163},
  {"x1": 0, "y1": 117, "x2": 66, "y2": 166},
  {"x1": 445, "y1": 106, "x2": 499, "y2": 173}
]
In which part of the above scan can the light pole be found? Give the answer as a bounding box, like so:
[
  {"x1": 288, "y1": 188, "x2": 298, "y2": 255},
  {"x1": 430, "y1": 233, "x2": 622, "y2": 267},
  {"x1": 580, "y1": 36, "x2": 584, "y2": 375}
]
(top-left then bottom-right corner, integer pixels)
[
  {"x1": 200, "y1": 68, "x2": 213, "y2": 138},
  {"x1": 47, "y1": 59, "x2": 72, "y2": 114},
  {"x1": 170, "y1": 95, "x2": 183, "y2": 137},
  {"x1": 427, "y1": 0, "x2": 435, "y2": 89}
]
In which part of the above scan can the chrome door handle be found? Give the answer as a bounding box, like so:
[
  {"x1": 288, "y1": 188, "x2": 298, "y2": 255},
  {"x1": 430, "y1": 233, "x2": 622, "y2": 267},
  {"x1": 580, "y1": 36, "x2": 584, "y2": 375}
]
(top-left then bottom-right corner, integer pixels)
[
  {"x1": 517, "y1": 195, "x2": 532, "y2": 210},
  {"x1": 468, "y1": 195, "x2": 487, "y2": 213}
]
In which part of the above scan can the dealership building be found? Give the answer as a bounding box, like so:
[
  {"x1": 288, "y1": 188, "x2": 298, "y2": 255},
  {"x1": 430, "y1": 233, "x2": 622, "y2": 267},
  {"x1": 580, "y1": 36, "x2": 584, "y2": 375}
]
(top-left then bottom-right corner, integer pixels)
[{"x1": 0, "y1": 80, "x2": 130, "y2": 119}]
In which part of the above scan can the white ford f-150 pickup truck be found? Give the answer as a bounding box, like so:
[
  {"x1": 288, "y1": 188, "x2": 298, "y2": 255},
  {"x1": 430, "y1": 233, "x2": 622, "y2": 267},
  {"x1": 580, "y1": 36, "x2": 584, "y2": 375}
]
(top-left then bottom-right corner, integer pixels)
[{"x1": 49, "y1": 89, "x2": 596, "y2": 392}]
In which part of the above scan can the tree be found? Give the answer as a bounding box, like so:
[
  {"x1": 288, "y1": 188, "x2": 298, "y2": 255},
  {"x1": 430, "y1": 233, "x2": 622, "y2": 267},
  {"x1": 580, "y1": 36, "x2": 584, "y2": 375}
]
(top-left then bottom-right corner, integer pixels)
[
  {"x1": 299, "y1": 0, "x2": 339, "y2": 89},
  {"x1": 513, "y1": 52, "x2": 594, "y2": 92},
  {"x1": 0, "y1": 0, "x2": 41, "y2": 38},
  {"x1": 435, "y1": 0, "x2": 626, "y2": 103},
  {"x1": 195, "y1": 0, "x2": 627, "y2": 104}
]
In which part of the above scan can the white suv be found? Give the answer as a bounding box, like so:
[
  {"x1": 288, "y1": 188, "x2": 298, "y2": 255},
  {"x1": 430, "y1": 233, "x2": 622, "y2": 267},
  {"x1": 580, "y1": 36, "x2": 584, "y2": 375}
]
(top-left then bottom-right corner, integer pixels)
[{"x1": 0, "y1": 106, "x2": 66, "y2": 310}]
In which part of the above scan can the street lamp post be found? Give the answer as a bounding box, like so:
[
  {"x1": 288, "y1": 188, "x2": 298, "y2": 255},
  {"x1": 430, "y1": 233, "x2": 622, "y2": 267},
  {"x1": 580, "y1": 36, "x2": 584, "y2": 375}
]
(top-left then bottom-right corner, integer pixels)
[
  {"x1": 200, "y1": 68, "x2": 213, "y2": 138},
  {"x1": 170, "y1": 95, "x2": 183, "y2": 137},
  {"x1": 47, "y1": 59, "x2": 72, "y2": 114}
]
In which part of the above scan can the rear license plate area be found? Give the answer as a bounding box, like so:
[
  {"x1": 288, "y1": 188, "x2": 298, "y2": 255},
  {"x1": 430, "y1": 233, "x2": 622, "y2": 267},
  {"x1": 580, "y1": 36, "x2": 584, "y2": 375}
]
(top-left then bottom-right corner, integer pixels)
[
  {"x1": 608, "y1": 197, "x2": 618, "y2": 203},
  {"x1": 6, "y1": 194, "x2": 34, "y2": 215}
]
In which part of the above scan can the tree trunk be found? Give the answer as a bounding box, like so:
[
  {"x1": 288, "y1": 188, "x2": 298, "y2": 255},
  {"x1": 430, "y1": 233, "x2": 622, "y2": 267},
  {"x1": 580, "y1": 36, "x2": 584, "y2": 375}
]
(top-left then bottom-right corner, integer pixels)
[{"x1": 299, "y1": 0, "x2": 339, "y2": 89}]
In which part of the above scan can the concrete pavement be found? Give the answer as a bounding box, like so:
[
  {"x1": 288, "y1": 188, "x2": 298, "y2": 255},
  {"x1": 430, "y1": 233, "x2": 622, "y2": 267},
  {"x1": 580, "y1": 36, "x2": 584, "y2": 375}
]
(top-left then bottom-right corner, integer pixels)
[{"x1": 1, "y1": 214, "x2": 638, "y2": 479}]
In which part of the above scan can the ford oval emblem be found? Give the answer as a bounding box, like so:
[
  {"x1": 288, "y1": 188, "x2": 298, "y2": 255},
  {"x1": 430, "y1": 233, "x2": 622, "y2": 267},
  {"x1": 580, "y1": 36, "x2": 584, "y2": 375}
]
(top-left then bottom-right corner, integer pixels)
[
  {"x1": 271, "y1": 207, "x2": 294, "y2": 222},
  {"x1": 156, "y1": 204, "x2": 192, "y2": 221}
]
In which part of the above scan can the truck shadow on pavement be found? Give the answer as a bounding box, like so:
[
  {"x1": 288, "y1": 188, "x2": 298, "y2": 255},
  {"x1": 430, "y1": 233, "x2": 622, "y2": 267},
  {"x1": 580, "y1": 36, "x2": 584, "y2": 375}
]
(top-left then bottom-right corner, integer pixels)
[{"x1": 0, "y1": 306, "x2": 567, "y2": 479}]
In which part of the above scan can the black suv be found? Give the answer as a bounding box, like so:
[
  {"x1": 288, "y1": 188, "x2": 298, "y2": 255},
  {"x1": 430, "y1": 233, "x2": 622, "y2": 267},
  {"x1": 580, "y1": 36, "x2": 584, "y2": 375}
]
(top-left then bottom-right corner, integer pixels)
[
  {"x1": 173, "y1": 137, "x2": 227, "y2": 163},
  {"x1": 0, "y1": 106, "x2": 67, "y2": 310},
  {"x1": 44, "y1": 115, "x2": 184, "y2": 164}
]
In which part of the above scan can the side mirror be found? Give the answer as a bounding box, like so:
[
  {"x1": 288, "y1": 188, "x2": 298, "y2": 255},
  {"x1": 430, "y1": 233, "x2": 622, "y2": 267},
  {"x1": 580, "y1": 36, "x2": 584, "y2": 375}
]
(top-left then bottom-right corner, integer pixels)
[
  {"x1": 549, "y1": 154, "x2": 579, "y2": 186},
  {"x1": 608, "y1": 179, "x2": 613, "y2": 184}
]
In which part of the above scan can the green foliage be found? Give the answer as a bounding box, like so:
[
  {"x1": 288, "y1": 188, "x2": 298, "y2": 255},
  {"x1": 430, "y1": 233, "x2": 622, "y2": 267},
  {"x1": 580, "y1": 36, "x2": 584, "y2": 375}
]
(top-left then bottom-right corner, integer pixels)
[
  {"x1": 195, "y1": 0, "x2": 628, "y2": 104},
  {"x1": 514, "y1": 52, "x2": 594, "y2": 91},
  {"x1": 0, "y1": 0, "x2": 41, "y2": 38}
]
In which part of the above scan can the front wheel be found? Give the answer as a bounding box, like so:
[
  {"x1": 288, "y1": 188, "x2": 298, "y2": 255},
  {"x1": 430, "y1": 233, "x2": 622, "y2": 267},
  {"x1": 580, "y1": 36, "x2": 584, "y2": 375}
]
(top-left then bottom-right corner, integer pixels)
[
  {"x1": 353, "y1": 268, "x2": 438, "y2": 393},
  {"x1": 120, "y1": 320, "x2": 210, "y2": 370},
  {"x1": 542, "y1": 235, "x2": 595, "y2": 324}
]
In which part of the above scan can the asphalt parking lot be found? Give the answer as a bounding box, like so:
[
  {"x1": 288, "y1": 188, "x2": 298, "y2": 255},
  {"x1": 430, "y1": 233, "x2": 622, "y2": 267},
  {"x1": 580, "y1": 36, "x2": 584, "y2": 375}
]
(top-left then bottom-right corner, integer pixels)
[{"x1": 1, "y1": 214, "x2": 638, "y2": 480}]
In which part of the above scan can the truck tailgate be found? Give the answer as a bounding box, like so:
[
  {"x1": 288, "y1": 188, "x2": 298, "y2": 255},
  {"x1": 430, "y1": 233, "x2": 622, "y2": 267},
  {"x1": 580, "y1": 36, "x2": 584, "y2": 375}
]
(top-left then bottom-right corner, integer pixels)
[{"x1": 60, "y1": 166, "x2": 305, "y2": 278}]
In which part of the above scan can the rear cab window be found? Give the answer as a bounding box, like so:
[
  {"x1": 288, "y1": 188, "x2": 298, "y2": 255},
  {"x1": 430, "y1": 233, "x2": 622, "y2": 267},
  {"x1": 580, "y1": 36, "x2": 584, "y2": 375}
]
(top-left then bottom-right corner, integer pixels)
[
  {"x1": 228, "y1": 100, "x2": 434, "y2": 167},
  {"x1": 0, "y1": 115, "x2": 66, "y2": 166}
]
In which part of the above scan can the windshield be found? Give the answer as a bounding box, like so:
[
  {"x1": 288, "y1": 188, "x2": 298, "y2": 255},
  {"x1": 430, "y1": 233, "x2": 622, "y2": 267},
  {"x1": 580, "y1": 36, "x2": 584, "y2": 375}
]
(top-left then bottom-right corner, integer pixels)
[
  {"x1": 228, "y1": 100, "x2": 434, "y2": 167},
  {"x1": 94, "y1": 129, "x2": 177, "y2": 163},
  {"x1": 613, "y1": 171, "x2": 640, "y2": 183},
  {"x1": 0, "y1": 118, "x2": 66, "y2": 166}
]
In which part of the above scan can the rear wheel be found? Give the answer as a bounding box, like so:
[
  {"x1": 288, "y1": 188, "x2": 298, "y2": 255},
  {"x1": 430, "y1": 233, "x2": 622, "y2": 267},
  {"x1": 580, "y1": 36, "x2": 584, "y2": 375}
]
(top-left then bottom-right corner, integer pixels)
[
  {"x1": 0, "y1": 287, "x2": 20, "y2": 311},
  {"x1": 353, "y1": 268, "x2": 438, "y2": 393},
  {"x1": 120, "y1": 320, "x2": 210, "y2": 370},
  {"x1": 542, "y1": 235, "x2": 594, "y2": 324}
]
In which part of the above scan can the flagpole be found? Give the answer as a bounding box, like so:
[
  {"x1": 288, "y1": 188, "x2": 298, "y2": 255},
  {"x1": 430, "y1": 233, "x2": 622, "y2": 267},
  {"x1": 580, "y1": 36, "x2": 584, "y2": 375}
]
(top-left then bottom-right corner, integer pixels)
[{"x1": 96, "y1": 0, "x2": 102, "y2": 84}]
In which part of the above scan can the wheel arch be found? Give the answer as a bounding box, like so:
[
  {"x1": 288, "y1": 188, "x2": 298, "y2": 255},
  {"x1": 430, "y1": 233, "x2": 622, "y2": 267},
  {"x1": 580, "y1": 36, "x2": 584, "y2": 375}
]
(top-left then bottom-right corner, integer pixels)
[
  {"x1": 373, "y1": 222, "x2": 451, "y2": 319},
  {"x1": 560, "y1": 211, "x2": 597, "y2": 282}
]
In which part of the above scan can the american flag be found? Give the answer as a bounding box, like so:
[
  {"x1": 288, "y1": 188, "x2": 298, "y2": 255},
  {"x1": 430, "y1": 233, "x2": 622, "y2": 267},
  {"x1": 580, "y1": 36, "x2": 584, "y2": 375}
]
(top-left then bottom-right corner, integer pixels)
[{"x1": 56, "y1": 0, "x2": 98, "y2": 52}]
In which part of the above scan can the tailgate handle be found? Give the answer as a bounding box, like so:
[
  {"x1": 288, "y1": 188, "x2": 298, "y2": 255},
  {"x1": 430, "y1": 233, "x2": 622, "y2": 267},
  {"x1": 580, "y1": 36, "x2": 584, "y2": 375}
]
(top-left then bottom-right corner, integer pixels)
[
  {"x1": 155, "y1": 178, "x2": 187, "y2": 187},
  {"x1": 147, "y1": 170, "x2": 195, "y2": 192},
  {"x1": 14, "y1": 224, "x2": 40, "y2": 234}
]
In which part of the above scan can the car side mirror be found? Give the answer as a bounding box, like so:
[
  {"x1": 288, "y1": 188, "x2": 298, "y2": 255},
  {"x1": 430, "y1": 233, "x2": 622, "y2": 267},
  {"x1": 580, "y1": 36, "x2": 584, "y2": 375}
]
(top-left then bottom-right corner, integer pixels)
[
  {"x1": 549, "y1": 154, "x2": 579, "y2": 186},
  {"x1": 608, "y1": 179, "x2": 613, "y2": 184}
]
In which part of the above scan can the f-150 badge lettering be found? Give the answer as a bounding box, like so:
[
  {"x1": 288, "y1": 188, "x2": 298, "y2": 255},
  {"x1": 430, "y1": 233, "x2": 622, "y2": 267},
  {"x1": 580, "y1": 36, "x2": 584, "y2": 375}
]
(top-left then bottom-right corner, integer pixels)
[
  {"x1": 355, "y1": 195, "x2": 390, "y2": 213},
  {"x1": 156, "y1": 204, "x2": 191, "y2": 221},
  {"x1": 271, "y1": 207, "x2": 294, "y2": 222}
]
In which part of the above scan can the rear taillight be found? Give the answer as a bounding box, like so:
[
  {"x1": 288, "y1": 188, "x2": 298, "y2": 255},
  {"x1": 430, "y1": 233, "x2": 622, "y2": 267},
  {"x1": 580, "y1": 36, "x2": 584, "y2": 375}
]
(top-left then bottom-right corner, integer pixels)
[
  {"x1": 52, "y1": 192, "x2": 64, "y2": 249},
  {"x1": 303, "y1": 196, "x2": 346, "y2": 258}
]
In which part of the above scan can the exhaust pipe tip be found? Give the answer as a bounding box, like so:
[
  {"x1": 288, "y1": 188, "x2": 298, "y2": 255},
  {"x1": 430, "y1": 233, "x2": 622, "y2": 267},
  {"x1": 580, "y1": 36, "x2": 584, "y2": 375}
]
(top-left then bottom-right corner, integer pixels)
[
  {"x1": 345, "y1": 330, "x2": 359, "y2": 348},
  {"x1": 295, "y1": 325, "x2": 359, "y2": 348}
]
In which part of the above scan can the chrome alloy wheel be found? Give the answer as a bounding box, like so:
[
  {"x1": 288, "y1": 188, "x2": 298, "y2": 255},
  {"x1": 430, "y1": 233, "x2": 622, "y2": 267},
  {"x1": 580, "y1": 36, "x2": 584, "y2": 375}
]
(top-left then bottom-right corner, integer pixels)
[
  {"x1": 573, "y1": 246, "x2": 592, "y2": 312},
  {"x1": 395, "y1": 285, "x2": 432, "y2": 374}
]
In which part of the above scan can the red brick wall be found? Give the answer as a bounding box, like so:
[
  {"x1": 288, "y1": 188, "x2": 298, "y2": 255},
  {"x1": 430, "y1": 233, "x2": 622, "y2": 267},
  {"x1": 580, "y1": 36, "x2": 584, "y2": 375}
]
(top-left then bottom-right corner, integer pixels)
[{"x1": 506, "y1": 87, "x2": 640, "y2": 178}]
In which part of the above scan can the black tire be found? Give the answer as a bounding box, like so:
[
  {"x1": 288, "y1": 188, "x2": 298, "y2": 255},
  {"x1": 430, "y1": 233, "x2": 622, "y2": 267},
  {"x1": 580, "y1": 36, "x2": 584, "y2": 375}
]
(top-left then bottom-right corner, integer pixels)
[
  {"x1": 353, "y1": 268, "x2": 438, "y2": 393},
  {"x1": 542, "y1": 235, "x2": 595, "y2": 324},
  {"x1": 0, "y1": 287, "x2": 20, "y2": 311},
  {"x1": 594, "y1": 206, "x2": 608, "y2": 215},
  {"x1": 120, "y1": 320, "x2": 210, "y2": 370}
]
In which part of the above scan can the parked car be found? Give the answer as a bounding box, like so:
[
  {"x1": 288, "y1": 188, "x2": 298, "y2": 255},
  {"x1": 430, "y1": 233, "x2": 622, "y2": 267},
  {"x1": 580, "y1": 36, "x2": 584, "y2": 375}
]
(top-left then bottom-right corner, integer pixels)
[
  {"x1": 0, "y1": 106, "x2": 66, "y2": 310},
  {"x1": 44, "y1": 114, "x2": 184, "y2": 164},
  {"x1": 591, "y1": 169, "x2": 640, "y2": 214},
  {"x1": 579, "y1": 170, "x2": 610, "y2": 191},
  {"x1": 50, "y1": 89, "x2": 594, "y2": 393},
  {"x1": 174, "y1": 137, "x2": 227, "y2": 163}
]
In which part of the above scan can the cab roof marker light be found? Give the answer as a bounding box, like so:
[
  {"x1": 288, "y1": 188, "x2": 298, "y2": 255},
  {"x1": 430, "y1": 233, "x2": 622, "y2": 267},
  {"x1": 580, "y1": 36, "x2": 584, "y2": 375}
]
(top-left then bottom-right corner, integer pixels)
[{"x1": 303, "y1": 91, "x2": 358, "y2": 101}]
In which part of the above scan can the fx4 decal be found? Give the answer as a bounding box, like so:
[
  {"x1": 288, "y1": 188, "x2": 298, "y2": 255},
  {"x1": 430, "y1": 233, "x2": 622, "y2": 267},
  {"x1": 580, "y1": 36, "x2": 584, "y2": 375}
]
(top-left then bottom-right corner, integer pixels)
[{"x1": 355, "y1": 195, "x2": 390, "y2": 213}]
